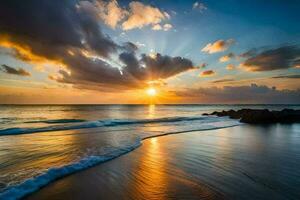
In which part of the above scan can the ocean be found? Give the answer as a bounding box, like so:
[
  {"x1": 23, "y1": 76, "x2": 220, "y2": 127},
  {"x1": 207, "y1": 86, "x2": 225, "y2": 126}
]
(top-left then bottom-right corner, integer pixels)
[{"x1": 0, "y1": 105, "x2": 300, "y2": 199}]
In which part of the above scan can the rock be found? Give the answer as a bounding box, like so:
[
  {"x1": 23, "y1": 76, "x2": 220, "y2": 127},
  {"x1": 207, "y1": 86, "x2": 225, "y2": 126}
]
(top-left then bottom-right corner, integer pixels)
[{"x1": 204, "y1": 109, "x2": 300, "y2": 124}]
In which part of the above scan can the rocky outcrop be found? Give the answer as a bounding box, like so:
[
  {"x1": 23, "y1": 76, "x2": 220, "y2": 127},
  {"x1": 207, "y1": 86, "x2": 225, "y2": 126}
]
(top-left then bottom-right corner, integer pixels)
[{"x1": 203, "y1": 109, "x2": 300, "y2": 124}]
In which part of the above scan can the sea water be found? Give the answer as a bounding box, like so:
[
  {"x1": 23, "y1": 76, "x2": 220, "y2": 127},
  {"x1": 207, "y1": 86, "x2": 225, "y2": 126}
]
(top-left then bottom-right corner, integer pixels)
[{"x1": 0, "y1": 104, "x2": 299, "y2": 199}]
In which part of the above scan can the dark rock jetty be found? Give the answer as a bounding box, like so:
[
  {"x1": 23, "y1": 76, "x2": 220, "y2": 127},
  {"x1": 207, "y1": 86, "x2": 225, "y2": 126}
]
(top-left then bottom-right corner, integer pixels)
[{"x1": 203, "y1": 109, "x2": 300, "y2": 124}]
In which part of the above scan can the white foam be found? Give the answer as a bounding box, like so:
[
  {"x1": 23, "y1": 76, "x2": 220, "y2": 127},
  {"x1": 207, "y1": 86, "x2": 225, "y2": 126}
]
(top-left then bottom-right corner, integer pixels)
[
  {"x1": 0, "y1": 116, "x2": 212, "y2": 136},
  {"x1": 0, "y1": 119, "x2": 242, "y2": 200},
  {"x1": 0, "y1": 140, "x2": 141, "y2": 200}
]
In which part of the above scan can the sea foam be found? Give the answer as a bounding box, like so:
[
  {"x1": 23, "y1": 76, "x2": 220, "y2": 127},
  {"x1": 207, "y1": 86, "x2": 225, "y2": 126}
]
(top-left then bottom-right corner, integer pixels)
[
  {"x1": 0, "y1": 140, "x2": 141, "y2": 200},
  {"x1": 0, "y1": 116, "x2": 241, "y2": 200},
  {"x1": 0, "y1": 116, "x2": 213, "y2": 136}
]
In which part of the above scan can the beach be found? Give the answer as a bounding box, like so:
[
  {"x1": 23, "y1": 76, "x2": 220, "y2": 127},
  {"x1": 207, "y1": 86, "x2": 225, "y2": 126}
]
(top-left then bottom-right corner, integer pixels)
[
  {"x1": 1, "y1": 105, "x2": 300, "y2": 199},
  {"x1": 1, "y1": 0, "x2": 300, "y2": 199},
  {"x1": 25, "y1": 125, "x2": 300, "y2": 200}
]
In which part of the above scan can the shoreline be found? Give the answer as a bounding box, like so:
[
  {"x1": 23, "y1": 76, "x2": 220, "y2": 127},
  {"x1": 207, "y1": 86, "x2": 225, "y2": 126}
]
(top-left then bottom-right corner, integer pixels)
[
  {"x1": 1, "y1": 124, "x2": 239, "y2": 200},
  {"x1": 25, "y1": 124, "x2": 300, "y2": 200},
  {"x1": 25, "y1": 128, "x2": 228, "y2": 200}
]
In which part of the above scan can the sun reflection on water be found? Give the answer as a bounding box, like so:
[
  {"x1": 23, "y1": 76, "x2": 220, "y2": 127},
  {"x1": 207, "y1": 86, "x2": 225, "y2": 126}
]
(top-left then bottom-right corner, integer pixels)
[{"x1": 147, "y1": 104, "x2": 156, "y2": 118}]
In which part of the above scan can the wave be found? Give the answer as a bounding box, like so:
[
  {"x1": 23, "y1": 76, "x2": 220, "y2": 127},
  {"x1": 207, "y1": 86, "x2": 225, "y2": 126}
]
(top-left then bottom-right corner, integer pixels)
[
  {"x1": 0, "y1": 122, "x2": 241, "y2": 200},
  {"x1": 0, "y1": 140, "x2": 142, "y2": 200},
  {"x1": 0, "y1": 116, "x2": 213, "y2": 136},
  {"x1": 25, "y1": 119, "x2": 86, "y2": 124}
]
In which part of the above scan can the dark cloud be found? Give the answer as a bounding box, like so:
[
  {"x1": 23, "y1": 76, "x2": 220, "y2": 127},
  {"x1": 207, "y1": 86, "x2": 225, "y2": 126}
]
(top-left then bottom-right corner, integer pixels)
[
  {"x1": 241, "y1": 45, "x2": 300, "y2": 71},
  {"x1": 53, "y1": 51, "x2": 195, "y2": 90},
  {"x1": 239, "y1": 49, "x2": 257, "y2": 58},
  {"x1": 0, "y1": 0, "x2": 194, "y2": 90},
  {"x1": 140, "y1": 53, "x2": 195, "y2": 79},
  {"x1": 122, "y1": 42, "x2": 139, "y2": 53},
  {"x1": 175, "y1": 84, "x2": 300, "y2": 104},
  {"x1": 1, "y1": 64, "x2": 30, "y2": 76},
  {"x1": 211, "y1": 78, "x2": 234, "y2": 83},
  {"x1": 272, "y1": 74, "x2": 300, "y2": 79},
  {"x1": 0, "y1": 0, "x2": 118, "y2": 58}
]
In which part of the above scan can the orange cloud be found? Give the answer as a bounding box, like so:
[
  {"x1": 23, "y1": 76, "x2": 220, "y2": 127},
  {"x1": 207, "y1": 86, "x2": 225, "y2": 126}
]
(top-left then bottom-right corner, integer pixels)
[
  {"x1": 200, "y1": 70, "x2": 215, "y2": 77},
  {"x1": 122, "y1": 1, "x2": 169, "y2": 30},
  {"x1": 0, "y1": 35, "x2": 64, "y2": 67},
  {"x1": 78, "y1": 0, "x2": 127, "y2": 29},
  {"x1": 226, "y1": 64, "x2": 235, "y2": 70},
  {"x1": 101, "y1": 0, "x2": 127, "y2": 28},
  {"x1": 152, "y1": 24, "x2": 162, "y2": 30},
  {"x1": 201, "y1": 39, "x2": 235, "y2": 54},
  {"x1": 219, "y1": 53, "x2": 235, "y2": 62},
  {"x1": 78, "y1": 1, "x2": 170, "y2": 31}
]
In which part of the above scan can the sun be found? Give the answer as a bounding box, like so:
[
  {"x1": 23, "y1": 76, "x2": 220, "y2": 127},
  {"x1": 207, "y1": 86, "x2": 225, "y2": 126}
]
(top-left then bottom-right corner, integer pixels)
[{"x1": 146, "y1": 88, "x2": 157, "y2": 96}]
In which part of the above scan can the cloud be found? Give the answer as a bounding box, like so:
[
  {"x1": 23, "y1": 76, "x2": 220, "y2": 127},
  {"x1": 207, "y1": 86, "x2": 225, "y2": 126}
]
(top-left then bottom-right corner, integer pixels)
[
  {"x1": 272, "y1": 74, "x2": 300, "y2": 79},
  {"x1": 78, "y1": 0, "x2": 127, "y2": 29},
  {"x1": 1, "y1": 64, "x2": 30, "y2": 76},
  {"x1": 53, "y1": 51, "x2": 195, "y2": 90},
  {"x1": 50, "y1": 52, "x2": 195, "y2": 91},
  {"x1": 226, "y1": 64, "x2": 235, "y2": 70},
  {"x1": 239, "y1": 49, "x2": 257, "y2": 58},
  {"x1": 175, "y1": 84, "x2": 300, "y2": 104},
  {"x1": 219, "y1": 53, "x2": 235, "y2": 62},
  {"x1": 241, "y1": 45, "x2": 300, "y2": 71},
  {"x1": 152, "y1": 23, "x2": 172, "y2": 31},
  {"x1": 198, "y1": 63, "x2": 207, "y2": 68},
  {"x1": 192, "y1": 2, "x2": 207, "y2": 12},
  {"x1": 201, "y1": 39, "x2": 235, "y2": 54},
  {"x1": 163, "y1": 24, "x2": 173, "y2": 31},
  {"x1": 0, "y1": 0, "x2": 191, "y2": 91},
  {"x1": 122, "y1": 1, "x2": 169, "y2": 30},
  {"x1": 140, "y1": 53, "x2": 195, "y2": 79},
  {"x1": 200, "y1": 70, "x2": 215, "y2": 77},
  {"x1": 78, "y1": 0, "x2": 170, "y2": 31},
  {"x1": 0, "y1": 0, "x2": 120, "y2": 60},
  {"x1": 293, "y1": 58, "x2": 300, "y2": 68},
  {"x1": 152, "y1": 24, "x2": 162, "y2": 30},
  {"x1": 211, "y1": 78, "x2": 234, "y2": 83},
  {"x1": 122, "y1": 42, "x2": 138, "y2": 52}
]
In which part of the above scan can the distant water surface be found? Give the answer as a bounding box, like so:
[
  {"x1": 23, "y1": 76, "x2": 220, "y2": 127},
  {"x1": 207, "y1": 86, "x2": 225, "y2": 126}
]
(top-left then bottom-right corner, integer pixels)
[{"x1": 0, "y1": 104, "x2": 299, "y2": 199}]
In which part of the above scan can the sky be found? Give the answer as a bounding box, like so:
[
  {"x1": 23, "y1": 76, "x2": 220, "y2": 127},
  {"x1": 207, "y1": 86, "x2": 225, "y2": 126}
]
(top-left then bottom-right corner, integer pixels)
[{"x1": 0, "y1": 0, "x2": 299, "y2": 104}]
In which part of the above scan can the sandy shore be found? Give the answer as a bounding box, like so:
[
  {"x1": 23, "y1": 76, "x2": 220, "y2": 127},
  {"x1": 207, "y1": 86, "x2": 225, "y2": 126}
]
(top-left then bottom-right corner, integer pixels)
[
  {"x1": 25, "y1": 130, "x2": 227, "y2": 200},
  {"x1": 25, "y1": 125, "x2": 300, "y2": 200}
]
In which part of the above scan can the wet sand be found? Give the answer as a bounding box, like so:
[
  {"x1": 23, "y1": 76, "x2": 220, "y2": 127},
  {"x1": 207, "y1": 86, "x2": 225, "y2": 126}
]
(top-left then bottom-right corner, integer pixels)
[{"x1": 26, "y1": 125, "x2": 300, "y2": 200}]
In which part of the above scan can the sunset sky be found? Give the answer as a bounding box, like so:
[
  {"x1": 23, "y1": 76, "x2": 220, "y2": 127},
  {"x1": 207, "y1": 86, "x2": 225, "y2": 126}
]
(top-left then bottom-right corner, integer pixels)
[{"x1": 0, "y1": 0, "x2": 300, "y2": 104}]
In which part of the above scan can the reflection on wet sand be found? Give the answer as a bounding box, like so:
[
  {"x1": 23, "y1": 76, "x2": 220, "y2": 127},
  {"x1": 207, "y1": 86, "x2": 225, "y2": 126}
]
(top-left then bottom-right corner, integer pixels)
[
  {"x1": 127, "y1": 137, "x2": 168, "y2": 199},
  {"x1": 26, "y1": 124, "x2": 300, "y2": 200},
  {"x1": 26, "y1": 130, "x2": 224, "y2": 200}
]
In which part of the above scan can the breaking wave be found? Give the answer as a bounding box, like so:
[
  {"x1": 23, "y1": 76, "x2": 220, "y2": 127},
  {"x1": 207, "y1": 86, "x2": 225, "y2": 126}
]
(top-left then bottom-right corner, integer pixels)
[
  {"x1": 0, "y1": 140, "x2": 141, "y2": 200},
  {"x1": 0, "y1": 120, "x2": 241, "y2": 200},
  {"x1": 0, "y1": 116, "x2": 214, "y2": 136}
]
